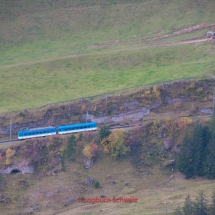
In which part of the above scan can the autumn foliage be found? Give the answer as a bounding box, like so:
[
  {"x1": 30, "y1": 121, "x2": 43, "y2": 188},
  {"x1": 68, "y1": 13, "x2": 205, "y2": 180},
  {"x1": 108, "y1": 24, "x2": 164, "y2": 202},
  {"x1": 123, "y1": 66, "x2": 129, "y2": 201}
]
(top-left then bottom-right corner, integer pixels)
[
  {"x1": 5, "y1": 148, "x2": 15, "y2": 165},
  {"x1": 83, "y1": 141, "x2": 99, "y2": 159},
  {"x1": 101, "y1": 130, "x2": 130, "y2": 159}
]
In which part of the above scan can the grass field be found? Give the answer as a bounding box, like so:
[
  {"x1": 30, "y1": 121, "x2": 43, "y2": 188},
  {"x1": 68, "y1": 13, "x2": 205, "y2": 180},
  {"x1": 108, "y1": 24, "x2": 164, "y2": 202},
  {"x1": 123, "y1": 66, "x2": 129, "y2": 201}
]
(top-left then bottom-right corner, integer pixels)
[
  {"x1": 1, "y1": 153, "x2": 215, "y2": 215},
  {"x1": 1, "y1": 0, "x2": 215, "y2": 66},
  {"x1": 1, "y1": 0, "x2": 215, "y2": 114},
  {"x1": 1, "y1": 42, "x2": 215, "y2": 113}
]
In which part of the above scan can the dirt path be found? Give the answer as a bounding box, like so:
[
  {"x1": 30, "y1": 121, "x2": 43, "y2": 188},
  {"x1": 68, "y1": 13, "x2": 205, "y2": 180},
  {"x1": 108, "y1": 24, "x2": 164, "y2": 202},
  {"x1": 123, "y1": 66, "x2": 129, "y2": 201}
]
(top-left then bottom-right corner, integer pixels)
[{"x1": 0, "y1": 38, "x2": 211, "y2": 70}]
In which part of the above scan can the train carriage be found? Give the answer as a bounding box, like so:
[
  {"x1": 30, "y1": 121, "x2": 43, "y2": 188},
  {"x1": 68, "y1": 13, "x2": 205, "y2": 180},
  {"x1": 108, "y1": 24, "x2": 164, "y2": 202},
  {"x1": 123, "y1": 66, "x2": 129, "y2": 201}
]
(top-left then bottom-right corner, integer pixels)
[
  {"x1": 58, "y1": 122, "x2": 97, "y2": 135},
  {"x1": 18, "y1": 126, "x2": 56, "y2": 139}
]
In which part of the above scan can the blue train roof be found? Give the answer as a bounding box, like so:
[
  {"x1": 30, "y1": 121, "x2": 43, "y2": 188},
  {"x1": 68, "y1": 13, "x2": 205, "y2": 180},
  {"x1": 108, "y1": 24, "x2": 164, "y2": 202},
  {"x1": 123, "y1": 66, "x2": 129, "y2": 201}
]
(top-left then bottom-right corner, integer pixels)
[
  {"x1": 18, "y1": 126, "x2": 56, "y2": 133},
  {"x1": 29, "y1": 126, "x2": 55, "y2": 131},
  {"x1": 58, "y1": 122, "x2": 96, "y2": 128}
]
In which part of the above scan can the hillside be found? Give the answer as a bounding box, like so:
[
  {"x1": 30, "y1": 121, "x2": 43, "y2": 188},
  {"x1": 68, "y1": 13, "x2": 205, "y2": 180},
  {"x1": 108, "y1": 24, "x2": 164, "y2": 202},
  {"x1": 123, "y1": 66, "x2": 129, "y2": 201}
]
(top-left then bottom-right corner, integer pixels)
[
  {"x1": 1, "y1": 0, "x2": 215, "y2": 66},
  {"x1": 1, "y1": 1, "x2": 215, "y2": 214},
  {"x1": 0, "y1": 78, "x2": 215, "y2": 214},
  {"x1": 0, "y1": 113, "x2": 215, "y2": 215},
  {"x1": 1, "y1": 0, "x2": 215, "y2": 113}
]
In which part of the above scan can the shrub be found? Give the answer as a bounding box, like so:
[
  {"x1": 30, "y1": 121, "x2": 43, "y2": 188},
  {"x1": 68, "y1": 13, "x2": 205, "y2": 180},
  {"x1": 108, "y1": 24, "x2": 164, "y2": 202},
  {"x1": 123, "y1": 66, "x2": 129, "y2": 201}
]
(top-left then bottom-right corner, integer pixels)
[
  {"x1": 101, "y1": 130, "x2": 130, "y2": 159},
  {"x1": 94, "y1": 180, "x2": 100, "y2": 188},
  {"x1": 99, "y1": 125, "x2": 111, "y2": 140},
  {"x1": 82, "y1": 141, "x2": 99, "y2": 159},
  {"x1": 20, "y1": 112, "x2": 25, "y2": 117}
]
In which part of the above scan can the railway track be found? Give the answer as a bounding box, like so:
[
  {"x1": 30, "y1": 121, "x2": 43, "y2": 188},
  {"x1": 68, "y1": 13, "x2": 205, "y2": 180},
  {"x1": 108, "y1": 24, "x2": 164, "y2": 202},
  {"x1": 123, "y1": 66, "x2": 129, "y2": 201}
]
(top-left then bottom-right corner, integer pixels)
[
  {"x1": 0, "y1": 139, "x2": 23, "y2": 145},
  {"x1": 0, "y1": 114, "x2": 212, "y2": 145}
]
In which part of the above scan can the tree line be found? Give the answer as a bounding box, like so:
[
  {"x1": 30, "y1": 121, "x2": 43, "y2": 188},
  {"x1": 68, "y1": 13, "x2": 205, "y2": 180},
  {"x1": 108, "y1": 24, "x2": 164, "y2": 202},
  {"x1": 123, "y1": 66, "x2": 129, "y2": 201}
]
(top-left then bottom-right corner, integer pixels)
[
  {"x1": 173, "y1": 190, "x2": 215, "y2": 215},
  {"x1": 176, "y1": 115, "x2": 215, "y2": 179}
]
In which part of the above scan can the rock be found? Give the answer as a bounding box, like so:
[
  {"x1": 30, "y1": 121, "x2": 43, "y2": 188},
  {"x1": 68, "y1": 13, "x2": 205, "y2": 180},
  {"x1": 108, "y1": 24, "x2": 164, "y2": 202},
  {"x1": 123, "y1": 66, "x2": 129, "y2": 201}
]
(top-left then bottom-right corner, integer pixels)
[
  {"x1": 86, "y1": 176, "x2": 94, "y2": 185},
  {"x1": 0, "y1": 162, "x2": 35, "y2": 174},
  {"x1": 157, "y1": 133, "x2": 163, "y2": 139},
  {"x1": 83, "y1": 107, "x2": 150, "y2": 124},
  {"x1": 163, "y1": 140, "x2": 174, "y2": 150},
  {"x1": 163, "y1": 96, "x2": 189, "y2": 105},
  {"x1": 62, "y1": 196, "x2": 76, "y2": 206},
  {"x1": 84, "y1": 157, "x2": 94, "y2": 169},
  {"x1": 200, "y1": 109, "x2": 213, "y2": 115},
  {"x1": 157, "y1": 129, "x2": 166, "y2": 139},
  {"x1": 174, "y1": 145, "x2": 180, "y2": 154},
  {"x1": 163, "y1": 96, "x2": 172, "y2": 104},
  {"x1": 33, "y1": 203, "x2": 39, "y2": 210},
  {"x1": 151, "y1": 100, "x2": 161, "y2": 109}
]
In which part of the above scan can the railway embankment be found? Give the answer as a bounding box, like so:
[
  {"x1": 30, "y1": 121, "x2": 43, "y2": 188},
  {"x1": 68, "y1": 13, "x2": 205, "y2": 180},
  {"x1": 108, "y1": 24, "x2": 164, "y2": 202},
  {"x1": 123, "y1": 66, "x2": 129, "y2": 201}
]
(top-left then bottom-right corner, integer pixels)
[
  {"x1": 0, "y1": 78, "x2": 215, "y2": 215},
  {"x1": 0, "y1": 78, "x2": 214, "y2": 140}
]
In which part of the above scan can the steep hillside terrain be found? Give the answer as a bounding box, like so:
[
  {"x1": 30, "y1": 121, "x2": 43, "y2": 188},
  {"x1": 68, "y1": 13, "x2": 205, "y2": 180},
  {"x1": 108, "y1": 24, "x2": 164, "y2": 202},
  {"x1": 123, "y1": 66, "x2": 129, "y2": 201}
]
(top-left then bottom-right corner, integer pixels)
[
  {"x1": 1, "y1": 1, "x2": 215, "y2": 214},
  {"x1": 1, "y1": 0, "x2": 215, "y2": 66},
  {"x1": 1, "y1": 0, "x2": 215, "y2": 113}
]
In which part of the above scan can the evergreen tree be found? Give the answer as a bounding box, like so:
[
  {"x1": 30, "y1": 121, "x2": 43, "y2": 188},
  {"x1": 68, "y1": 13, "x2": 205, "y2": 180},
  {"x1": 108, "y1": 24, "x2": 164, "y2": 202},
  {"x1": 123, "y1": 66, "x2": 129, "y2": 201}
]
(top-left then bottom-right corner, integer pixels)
[
  {"x1": 193, "y1": 191, "x2": 208, "y2": 215},
  {"x1": 99, "y1": 125, "x2": 111, "y2": 140},
  {"x1": 191, "y1": 124, "x2": 203, "y2": 176},
  {"x1": 177, "y1": 134, "x2": 194, "y2": 178},
  {"x1": 203, "y1": 114, "x2": 215, "y2": 178},
  {"x1": 192, "y1": 124, "x2": 209, "y2": 176},
  {"x1": 183, "y1": 194, "x2": 194, "y2": 215},
  {"x1": 65, "y1": 134, "x2": 77, "y2": 160},
  {"x1": 173, "y1": 206, "x2": 183, "y2": 215},
  {"x1": 177, "y1": 124, "x2": 210, "y2": 178},
  {"x1": 209, "y1": 188, "x2": 215, "y2": 215},
  {"x1": 61, "y1": 155, "x2": 66, "y2": 171}
]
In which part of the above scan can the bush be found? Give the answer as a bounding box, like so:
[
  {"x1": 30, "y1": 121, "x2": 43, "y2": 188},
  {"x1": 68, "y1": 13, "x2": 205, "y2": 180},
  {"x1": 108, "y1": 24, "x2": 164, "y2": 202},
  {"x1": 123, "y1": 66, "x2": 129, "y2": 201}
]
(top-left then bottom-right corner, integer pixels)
[
  {"x1": 100, "y1": 130, "x2": 130, "y2": 159},
  {"x1": 99, "y1": 125, "x2": 111, "y2": 140},
  {"x1": 20, "y1": 112, "x2": 25, "y2": 117},
  {"x1": 94, "y1": 180, "x2": 100, "y2": 188}
]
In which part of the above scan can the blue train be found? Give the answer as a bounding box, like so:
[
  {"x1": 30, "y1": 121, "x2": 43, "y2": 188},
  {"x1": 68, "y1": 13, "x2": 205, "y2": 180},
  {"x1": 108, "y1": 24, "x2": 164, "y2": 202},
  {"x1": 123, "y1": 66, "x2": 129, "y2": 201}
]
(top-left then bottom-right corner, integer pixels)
[
  {"x1": 18, "y1": 122, "x2": 97, "y2": 139},
  {"x1": 58, "y1": 122, "x2": 97, "y2": 134}
]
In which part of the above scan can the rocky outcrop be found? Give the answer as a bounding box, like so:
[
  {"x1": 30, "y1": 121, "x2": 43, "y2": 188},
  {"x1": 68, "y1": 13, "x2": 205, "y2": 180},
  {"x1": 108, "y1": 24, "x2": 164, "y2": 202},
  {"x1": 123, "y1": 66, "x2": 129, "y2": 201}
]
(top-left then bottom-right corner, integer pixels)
[
  {"x1": 84, "y1": 107, "x2": 150, "y2": 124},
  {"x1": 200, "y1": 108, "x2": 213, "y2": 115},
  {"x1": 163, "y1": 96, "x2": 189, "y2": 105},
  {"x1": 0, "y1": 161, "x2": 35, "y2": 174},
  {"x1": 163, "y1": 139, "x2": 174, "y2": 151},
  {"x1": 0, "y1": 109, "x2": 53, "y2": 135},
  {"x1": 84, "y1": 156, "x2": 94, "y2": 169}
]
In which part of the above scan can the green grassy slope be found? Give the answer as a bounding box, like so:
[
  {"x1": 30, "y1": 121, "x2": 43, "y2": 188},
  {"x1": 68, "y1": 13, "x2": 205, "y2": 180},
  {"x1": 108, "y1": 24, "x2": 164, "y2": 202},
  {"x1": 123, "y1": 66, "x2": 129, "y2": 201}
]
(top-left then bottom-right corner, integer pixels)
[
  {"x1": 1, "y1": 0, "x2": 215, "y2": 113},
  {"x1": 0, "y1": 0, "x2": 215, "y2": 66},
  {"x1": 1, "y1": 43, "x2": 215, "y2": 113},
  {"x1": 1, "y1": 154, "x2": 215, "y2": 215}
]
